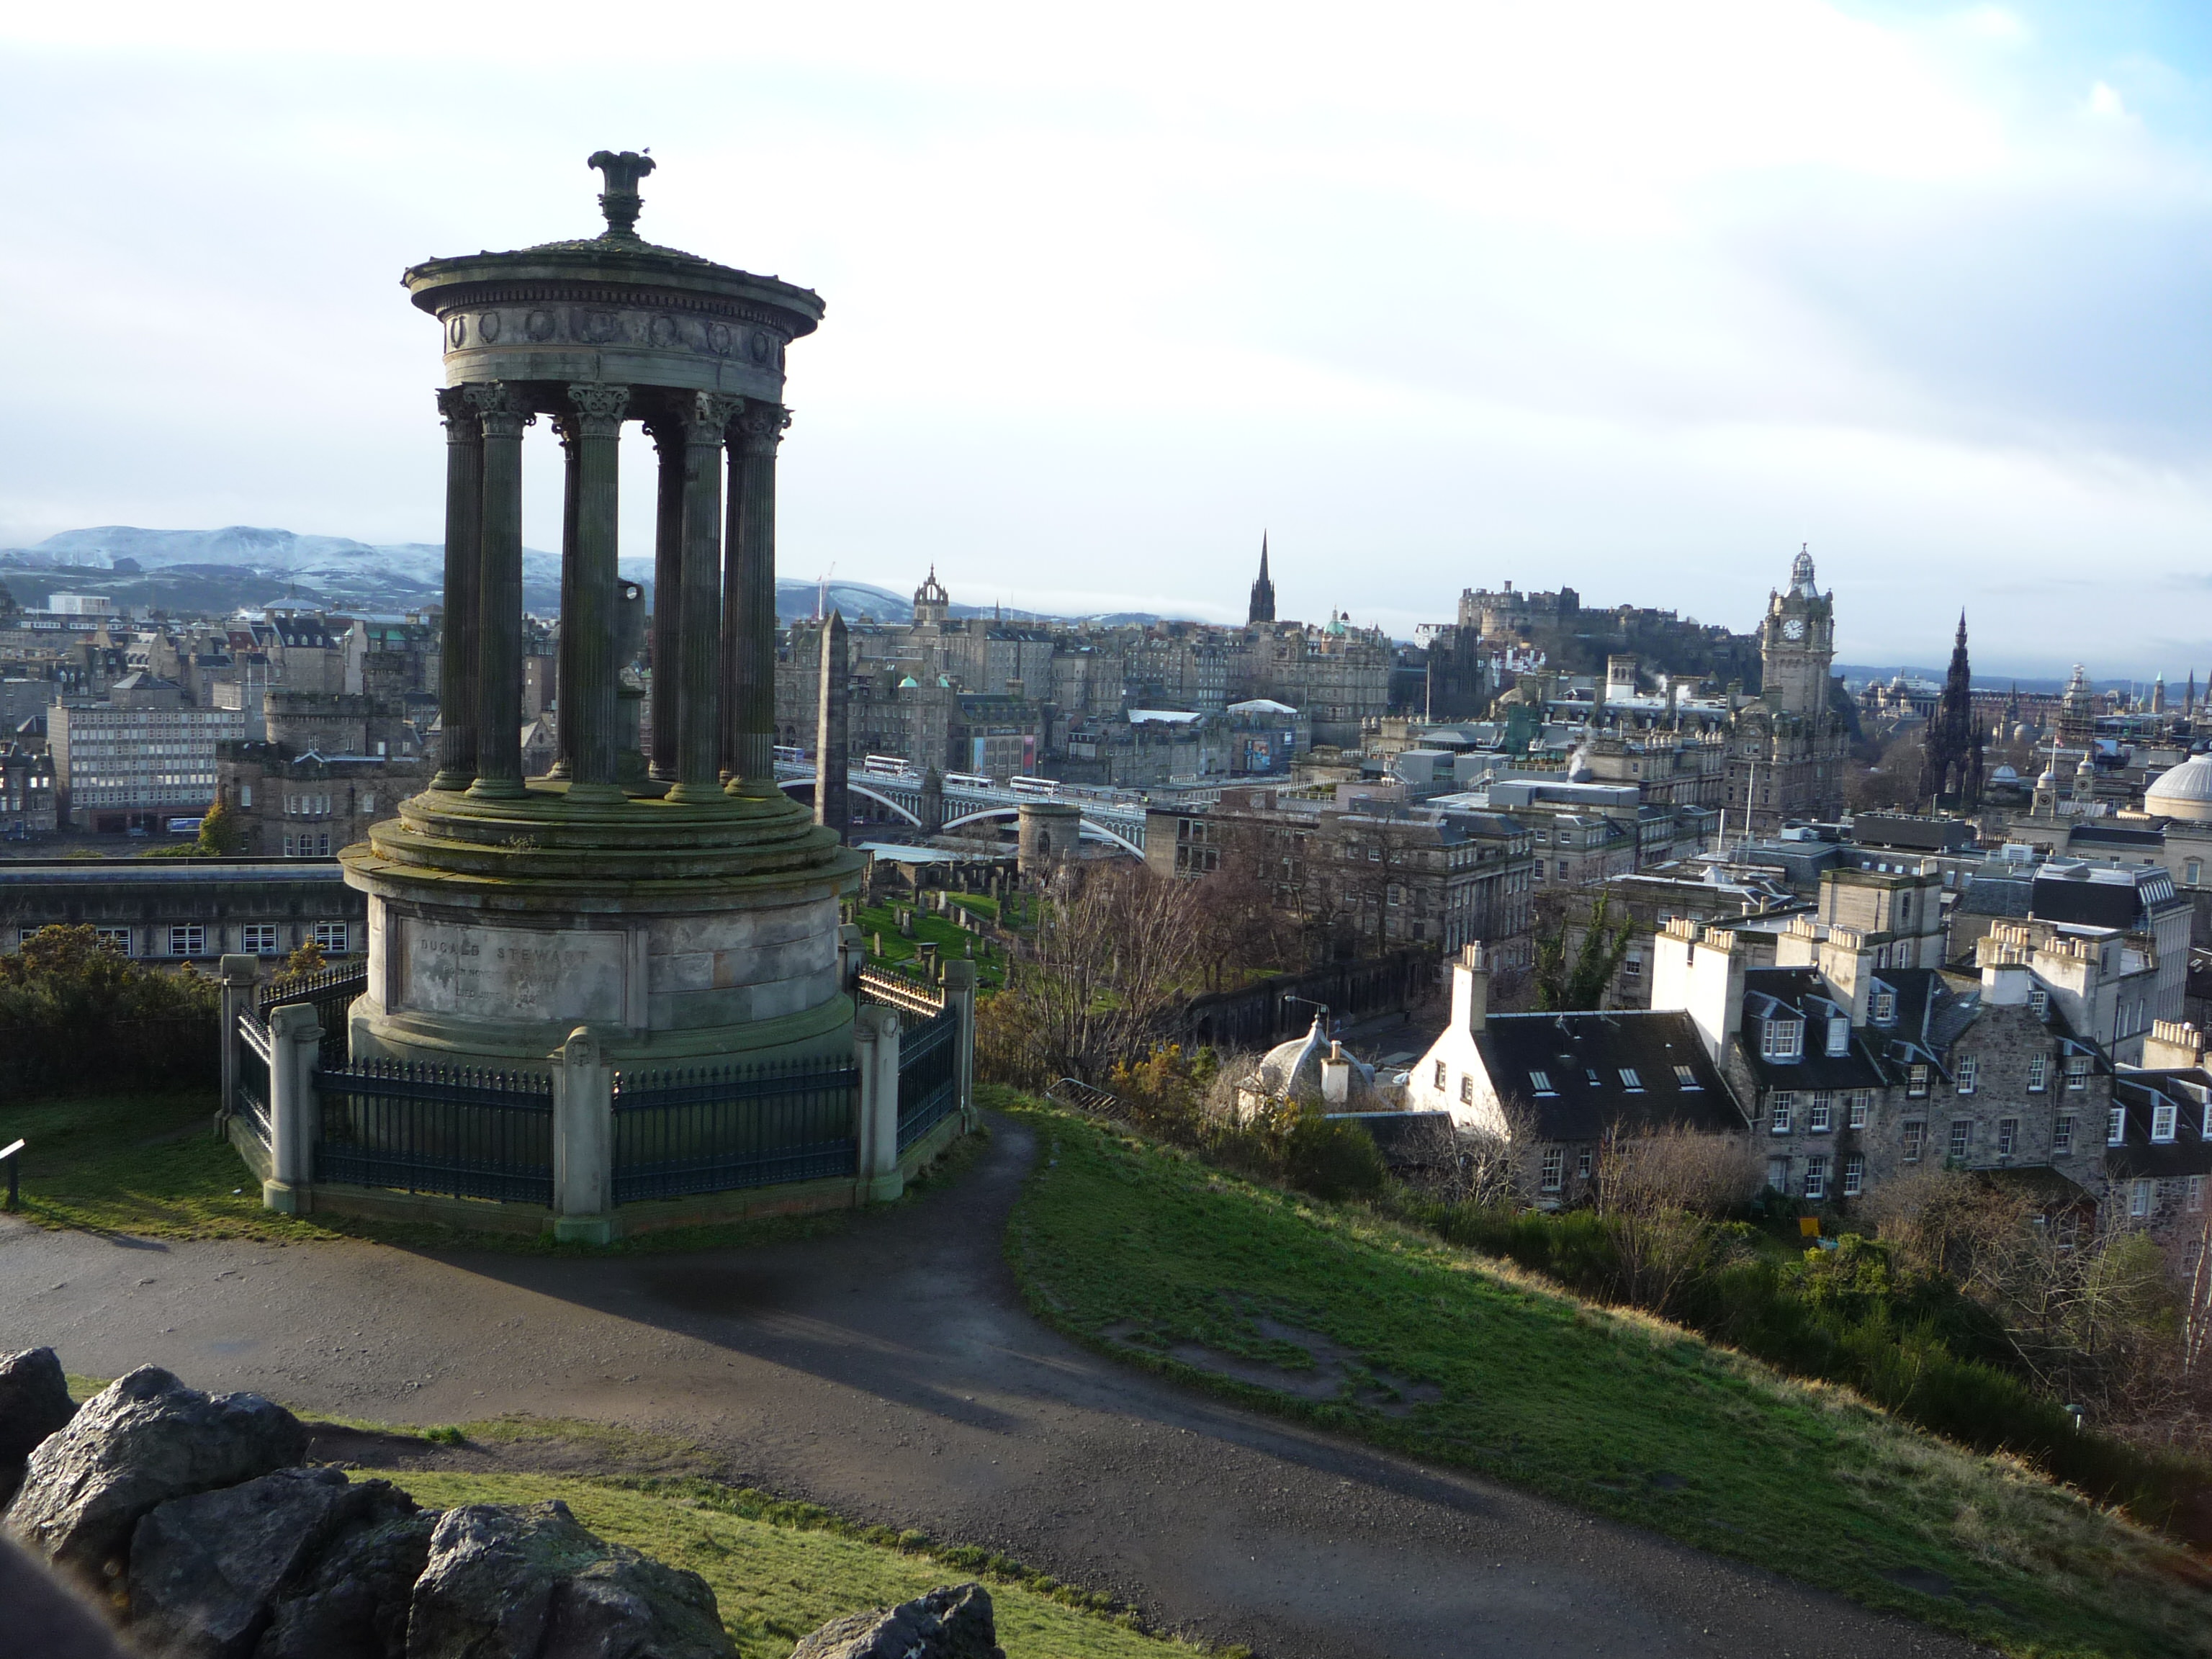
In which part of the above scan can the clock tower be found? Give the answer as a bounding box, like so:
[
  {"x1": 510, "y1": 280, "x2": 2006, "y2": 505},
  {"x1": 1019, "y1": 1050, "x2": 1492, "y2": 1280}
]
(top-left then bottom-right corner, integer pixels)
[
  {"x1": 1724, "y1": 545, "x2": 1849, "y2": 838},
  {"x1": 1758, "y1": 545, "x2": 1835, "y2": 719}
]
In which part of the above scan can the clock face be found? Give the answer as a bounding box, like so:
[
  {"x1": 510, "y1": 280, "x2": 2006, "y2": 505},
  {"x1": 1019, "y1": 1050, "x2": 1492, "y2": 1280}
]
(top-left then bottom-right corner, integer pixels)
[{"x1": 1781, "y1": 618, "x2": 1806, "y2": 641}]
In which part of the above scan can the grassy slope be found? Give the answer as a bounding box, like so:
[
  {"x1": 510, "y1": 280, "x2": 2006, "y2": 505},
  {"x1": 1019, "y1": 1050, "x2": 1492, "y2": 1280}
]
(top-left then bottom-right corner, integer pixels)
[
  {"x1": 855, "y1": 899, "x2": 1008, "y2": 990},
  {"x1": 0, "y1": 1091, "x2": 329, "y2": 1242},
  {"x1": 1004, "y1": 1100, "x2": 2212, "y2": 1659}
]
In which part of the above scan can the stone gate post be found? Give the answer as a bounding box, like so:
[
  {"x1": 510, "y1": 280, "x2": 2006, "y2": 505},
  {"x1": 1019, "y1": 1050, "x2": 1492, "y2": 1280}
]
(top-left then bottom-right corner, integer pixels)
[
  {"x1": 852, "y1": 1003, "x2": 904, "y2": 1203},
  {"x1": 217, "y1": 954, "x2": 258, "y2": 1128},
  {"x1": 941, "y1": 958, "x2": 978, "y2": 1128},
  {"x1": 263, "y1": 1003, "x2": 321, "y2": 1213},
  {"x1": 550, "y1": 1028, "x2": 613, "y2": 1244}
]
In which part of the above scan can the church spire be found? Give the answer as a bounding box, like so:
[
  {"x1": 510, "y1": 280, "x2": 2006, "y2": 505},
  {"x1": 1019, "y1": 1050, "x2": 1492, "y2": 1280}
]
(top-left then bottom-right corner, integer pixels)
[{"x1": 1247, "y1": 531, "x2": 1277, "y2": 626}]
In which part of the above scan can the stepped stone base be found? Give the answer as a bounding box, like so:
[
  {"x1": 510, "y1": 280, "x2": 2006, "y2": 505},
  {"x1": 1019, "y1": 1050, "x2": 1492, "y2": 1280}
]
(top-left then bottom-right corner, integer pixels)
[{"x1": 340, "y1": 781, "x2": 863, "y2": 1068}]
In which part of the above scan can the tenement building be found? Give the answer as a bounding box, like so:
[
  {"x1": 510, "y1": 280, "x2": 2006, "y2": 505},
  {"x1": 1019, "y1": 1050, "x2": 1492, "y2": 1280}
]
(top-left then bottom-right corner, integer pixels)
[{"x1": 0, "y1": 858, "x2": 364, "y2": 963}]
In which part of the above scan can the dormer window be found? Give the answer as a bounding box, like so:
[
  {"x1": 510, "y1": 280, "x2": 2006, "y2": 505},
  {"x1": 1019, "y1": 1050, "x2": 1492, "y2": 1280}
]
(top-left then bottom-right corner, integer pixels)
[
  {"x1": 2029, "y1": 988, "x2": 2049, "y2": 1020},
  {"x1": 1908, "y1": 1065, "x2": 1930, "y2": 1098},
  {"x1": 1827, "y1": 1016, "x2": 1850, "y2": 1057},
  {"x1": 2108, "y1": 1107, "x2": 2126, "y2": 1146},
  {"x1": 2067, "y1": 1054, "x2": 2091, "y2": 1090},
  {"x1": 1872, "y1": 990, "x2": 1896, "y2": 1024},
  {"x1": 2153, "y1": 1103, "x2": 2178, "y2": 1143},
  {"x1": 1761, "y1": 1017, "x2": 1804, "y2": 1062}
]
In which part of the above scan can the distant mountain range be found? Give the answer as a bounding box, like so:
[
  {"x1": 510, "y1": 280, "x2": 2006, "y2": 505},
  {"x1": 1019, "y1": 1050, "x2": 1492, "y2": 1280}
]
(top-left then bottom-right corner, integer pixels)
[{"x1": 0, "y1": 526, "x2": 1156, "y2": 628}]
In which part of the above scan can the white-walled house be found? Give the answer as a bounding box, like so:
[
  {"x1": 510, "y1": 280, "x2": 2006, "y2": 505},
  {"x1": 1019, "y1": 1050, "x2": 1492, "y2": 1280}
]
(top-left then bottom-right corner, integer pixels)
[{"x1": 1403, "y1": 944, "x2": 1747, "y2": 1205}]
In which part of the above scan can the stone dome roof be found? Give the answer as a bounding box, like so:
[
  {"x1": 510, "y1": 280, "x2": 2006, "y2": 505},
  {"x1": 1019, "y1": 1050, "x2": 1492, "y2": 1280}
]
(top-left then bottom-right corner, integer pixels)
[
  {"x1": 2146, "y1": 755, "x2": 2212, "y2": 823},
  {"x1": 1254, "y1": 1017, "x2": 1329, "y2": 1104}
]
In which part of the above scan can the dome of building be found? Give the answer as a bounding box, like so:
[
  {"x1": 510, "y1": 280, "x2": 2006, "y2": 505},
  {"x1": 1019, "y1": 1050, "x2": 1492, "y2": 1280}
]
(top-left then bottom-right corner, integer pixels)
[
  {"x1": 2146, "y1": 754, "x2": 2212, "y2": 823},
  {"x1": 1991, "y1": 764, "x2": 2019, "y2": 784},
  {"x1": 1253, "y1": 1017, "x2": 1329, "y2": 1105}
]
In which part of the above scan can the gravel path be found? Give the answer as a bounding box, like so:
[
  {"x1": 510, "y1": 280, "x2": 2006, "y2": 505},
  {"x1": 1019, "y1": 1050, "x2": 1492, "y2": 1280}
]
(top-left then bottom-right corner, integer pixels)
[{"x1": 0, "y1": 1114, "x2": 1984, "y2": 1658}]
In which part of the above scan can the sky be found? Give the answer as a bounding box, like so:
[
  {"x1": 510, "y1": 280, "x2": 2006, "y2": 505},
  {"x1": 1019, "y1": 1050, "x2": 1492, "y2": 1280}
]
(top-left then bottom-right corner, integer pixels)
[{"x1": 4, "y1": 1, "x2": 2212, "y2": 677}]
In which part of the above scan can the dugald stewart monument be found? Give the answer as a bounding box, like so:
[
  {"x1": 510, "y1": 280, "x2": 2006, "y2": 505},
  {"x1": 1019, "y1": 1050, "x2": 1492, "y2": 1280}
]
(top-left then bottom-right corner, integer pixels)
[{"x1": 341, "y1": 150, "x2": 863, "y2": 1069}]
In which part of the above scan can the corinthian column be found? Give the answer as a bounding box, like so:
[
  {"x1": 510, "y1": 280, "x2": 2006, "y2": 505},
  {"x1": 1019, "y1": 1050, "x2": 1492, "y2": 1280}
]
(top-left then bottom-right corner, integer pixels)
[
  {"x1": 646, "y1": 418, "x2": 685, "y2": 785},
  {"x1": 726, "y1": 400, "x2": 791, "y2": 797},
  {"x1": 431, "y1": 387, "x2": 482, "y2": 791},
  {"x1": 467, "y1": 382, "x2": 533, "y2": 801},
  {"x1": 562, "y1": 384, "x2": 630, "y2": 801},
  {"x1": 548, "y1": 415, "x2": 583, "y2": 781},
  {"x1": 669, "y1": 390, "x2": 742, "y2": 804}
]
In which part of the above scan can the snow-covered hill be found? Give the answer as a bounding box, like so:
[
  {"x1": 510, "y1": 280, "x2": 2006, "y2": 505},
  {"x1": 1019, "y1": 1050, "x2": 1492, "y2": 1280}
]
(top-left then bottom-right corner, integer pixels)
[{"x1": 1, "y1": 527, "x2": 1160, "y2": 626}]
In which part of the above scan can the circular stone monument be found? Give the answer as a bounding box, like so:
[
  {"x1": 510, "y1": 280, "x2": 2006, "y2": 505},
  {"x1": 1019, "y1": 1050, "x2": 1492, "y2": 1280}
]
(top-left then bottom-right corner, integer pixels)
[{"x1": 341, "y1": 152, "x2": 863, "y2": 1066}]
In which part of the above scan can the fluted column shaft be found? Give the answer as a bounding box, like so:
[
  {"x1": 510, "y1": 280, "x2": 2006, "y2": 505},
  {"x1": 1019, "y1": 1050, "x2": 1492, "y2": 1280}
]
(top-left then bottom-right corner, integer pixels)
[
  {"x1": 469, "y1": 382, "x2": 532, "y2": 799},
  {"x1": 647, "y1": 421, "x2": 685, "y2": 783},
  {"x1": 565, "y1": 385, "x2": 630, "y2": 799},
  {"x1": 670, "y1": 392, "x2": 740, "y2": 803},
  {"x1": 431, "y1": 387, "x2": 482, "y2": 791},
  {"x1": 549, "y1": 417, "x2": 583, "y2": 780},
  {"x1": 727, "y1": 401, "x2": 791, "y2": 796}
]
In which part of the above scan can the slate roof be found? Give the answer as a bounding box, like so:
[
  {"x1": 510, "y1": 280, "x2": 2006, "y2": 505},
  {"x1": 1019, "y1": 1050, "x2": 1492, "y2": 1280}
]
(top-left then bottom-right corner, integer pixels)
[
  {"x1": 1956, "y1": 871, "x2": 2033, "y2": 920},
  {"x1": 2068, "y1": 823, "x2": 2165, "y2": 852},
  {"x1": 1852, "y1": 814, "x2": 1977, "y2": 852},
  {"x1": 1737, "y1": 967, "x2": 1892, "y2": 1092},
  {"x1": 2026, "y1": 863, "x2": 2185, "y2": 929},
  {"x1": 1475, "y1": 1010, "x2": 1745, "y2": 1141},
  {"x1": 2108, "y1": 1071, "x2": 2212, "y2": 1180}
]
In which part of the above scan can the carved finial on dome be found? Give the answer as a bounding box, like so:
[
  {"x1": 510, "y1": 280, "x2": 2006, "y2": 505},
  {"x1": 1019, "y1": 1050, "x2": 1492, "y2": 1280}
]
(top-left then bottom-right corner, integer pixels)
[{"x1": 588, "y1": 149, "x2": 656, "y2": 240}]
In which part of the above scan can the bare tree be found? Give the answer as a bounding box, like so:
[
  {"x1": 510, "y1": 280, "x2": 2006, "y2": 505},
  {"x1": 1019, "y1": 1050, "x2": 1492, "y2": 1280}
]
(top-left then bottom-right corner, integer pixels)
[
  {"x1": 1593, "y1": 1122, "x2": 1758, "y2": 1311},
  {"x1": 1000, "y1": 862, "x2": 1205, "y2": 1082},
  {"x1": 1869, "y1": 1168, "x2": 2184, "y2": 1431},
  {"x1": 1398, "y1": 1094, "x2": 1539, "y2": 1209},
  {"x1": 1328, "y1": 816, "x2": 1428, "y2": 958}
]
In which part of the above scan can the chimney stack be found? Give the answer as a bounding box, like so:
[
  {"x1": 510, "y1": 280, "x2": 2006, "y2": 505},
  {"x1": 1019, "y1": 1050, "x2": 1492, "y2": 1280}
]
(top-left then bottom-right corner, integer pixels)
[{"x1": 1450, "y1": 942, "x2": 1490, "y2": 1035}]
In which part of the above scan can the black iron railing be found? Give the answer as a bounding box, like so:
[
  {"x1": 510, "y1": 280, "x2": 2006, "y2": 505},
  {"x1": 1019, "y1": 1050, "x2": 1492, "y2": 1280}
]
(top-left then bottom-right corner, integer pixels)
[
  {"x1": 235, "y1": 1011, "x2": 272, "y2": 1151},
  {"x1": 858, "y1": 965, "x2": 944, "y2": 1029},
  {"x1": 260, "y1": 963, "x2": 368, "y2": 1069},
  {"x1": 611, "y1": 1058, "x2": 858, "y2": 1203},
  {"x1": 314, "y1": 1059, "x2": 553, "y2": 1205},
  {"x1": 896, "y1": 1005, "x2": 960, "y2": 1153}
]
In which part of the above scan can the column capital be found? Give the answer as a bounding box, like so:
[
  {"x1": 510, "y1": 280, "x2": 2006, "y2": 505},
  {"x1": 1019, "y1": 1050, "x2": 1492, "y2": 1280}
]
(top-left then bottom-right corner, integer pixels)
[
  {"x1": 567, "y1": 382, "x2": 631, "y2": 438},
  {"x1": 434, "y1": 385, "x2": 479, "y2": 436},
  {"x1": 467, "y1": 381, "x2": 535, "y2": 439},
  {"x1": 732, "y1": 400, "x2": 793, "y2": 455},
  {"x1": 685, "y1": 390, "x2": 744, "y2": 441}
]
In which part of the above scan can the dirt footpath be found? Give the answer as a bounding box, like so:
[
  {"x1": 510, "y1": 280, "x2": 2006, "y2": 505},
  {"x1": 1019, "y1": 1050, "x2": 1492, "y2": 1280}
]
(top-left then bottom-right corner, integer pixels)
[{"x1": 0, "y1": 1116, "x2": 1984, "y2": 1659}]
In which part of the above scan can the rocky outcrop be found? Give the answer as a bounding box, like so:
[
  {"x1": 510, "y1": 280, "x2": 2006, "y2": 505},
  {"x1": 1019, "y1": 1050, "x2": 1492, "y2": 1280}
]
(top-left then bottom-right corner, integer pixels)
[
  {"x1": 126, "y1": 1465, "x2": 417, "y2": 1659},
  {"x1": 2, "y1": 1366, "x2": 308, "y2": 1586},
  {"x1": 406, "y1": 1500, "x2": 735, "y2": 1659},
  {"x1": 0, "y1": 1346, "x2": 76, "y2": 1506},
  {"x1": 788, "y1": 1582, "x2": 1005, "y2": 1659},
  {"x1": 257, "y1": 1509, "x2": 439, "y2": 1659}
]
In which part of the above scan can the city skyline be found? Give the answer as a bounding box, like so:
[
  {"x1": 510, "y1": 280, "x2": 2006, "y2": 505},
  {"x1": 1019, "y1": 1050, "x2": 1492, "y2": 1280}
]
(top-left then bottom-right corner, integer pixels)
[{"x1": 6, "y1": 2, "x2": 2212, "y2": 673}]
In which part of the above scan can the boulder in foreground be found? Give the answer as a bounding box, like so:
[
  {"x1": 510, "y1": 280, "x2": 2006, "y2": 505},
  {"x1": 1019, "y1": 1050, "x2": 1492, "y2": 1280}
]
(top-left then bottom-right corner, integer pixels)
[
  {"x1": 0, "y1": 1346, "x2": 77, "y2": 1506},
  {"x1": 1, "y1": 1365, "x2": 308, "y2": 1587},
  {"x1": 406, "y1": 1498, "x2": 735, "y2": 1659},
  {"x1": 788, "y1": 1581, "x2": 1005, "y2": 1659}
]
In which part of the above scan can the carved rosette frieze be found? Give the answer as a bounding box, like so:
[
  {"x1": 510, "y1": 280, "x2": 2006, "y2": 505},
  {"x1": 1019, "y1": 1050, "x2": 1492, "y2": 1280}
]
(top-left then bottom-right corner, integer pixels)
[
  {"x1": 732, "y1": 403, "x2": 792, "y2": 456},
  {"x1": 567, "y1": 382, "x2": 631, "y2": 437}
]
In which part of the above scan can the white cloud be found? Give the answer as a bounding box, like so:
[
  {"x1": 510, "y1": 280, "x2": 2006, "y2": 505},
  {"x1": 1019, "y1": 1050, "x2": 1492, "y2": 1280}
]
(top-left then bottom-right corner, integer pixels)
[{"x1": 0, "y1": 1, "x2": 2208, "y2": 673}]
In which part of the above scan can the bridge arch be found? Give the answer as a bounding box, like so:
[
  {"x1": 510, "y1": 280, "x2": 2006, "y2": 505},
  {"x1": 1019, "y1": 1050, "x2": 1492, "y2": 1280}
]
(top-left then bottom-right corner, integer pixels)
[
  {"x1": 779, "y1": 775, "x2": 922, "y2": 827},
  {"x1": 940, "y1": 805, "x2": 1143, "y2": 858}
]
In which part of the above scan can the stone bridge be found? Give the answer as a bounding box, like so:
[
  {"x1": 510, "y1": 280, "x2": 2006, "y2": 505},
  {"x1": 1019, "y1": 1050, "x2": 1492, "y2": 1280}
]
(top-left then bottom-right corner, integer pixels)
[{"x1": 773, "y1": 760, "x2": 1148, "y2": 855}]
